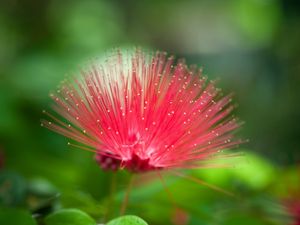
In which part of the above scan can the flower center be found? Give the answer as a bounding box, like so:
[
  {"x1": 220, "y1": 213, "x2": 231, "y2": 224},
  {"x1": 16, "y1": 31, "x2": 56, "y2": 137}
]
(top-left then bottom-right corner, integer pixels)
[
  {"x1": 95, "y1": 152, "x2": 161, "y2": 173},
  {"x1": 123, "y1": 153, "x2": 160, "y2": 173}
]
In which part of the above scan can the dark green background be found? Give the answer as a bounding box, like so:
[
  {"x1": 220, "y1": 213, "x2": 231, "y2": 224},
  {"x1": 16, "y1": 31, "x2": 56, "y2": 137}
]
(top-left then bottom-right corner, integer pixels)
[{"x1": 0, "y1": 0, "x2": 299, "y2": 224}]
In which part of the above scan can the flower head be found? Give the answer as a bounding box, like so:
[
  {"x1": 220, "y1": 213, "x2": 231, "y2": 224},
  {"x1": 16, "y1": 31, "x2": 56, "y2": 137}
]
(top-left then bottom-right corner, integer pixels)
[{"x1": 42, "y1": 49, "x2": 242, "y2": 173}]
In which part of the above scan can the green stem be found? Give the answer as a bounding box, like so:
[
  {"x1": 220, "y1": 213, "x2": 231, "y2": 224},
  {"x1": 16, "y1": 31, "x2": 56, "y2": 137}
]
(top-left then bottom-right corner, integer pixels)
[
  {"x1": 104, "y1": 172, "x2": 117, "y2": 222},
  {"x1": 120, "y1": 174, "x2": 135, "y2": 215}
]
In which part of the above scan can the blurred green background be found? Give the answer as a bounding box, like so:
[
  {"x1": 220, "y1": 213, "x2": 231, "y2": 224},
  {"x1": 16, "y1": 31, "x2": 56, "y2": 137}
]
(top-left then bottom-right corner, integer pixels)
[{"x1": 0, "y1": 0, "x2": 300, "y2": 224}]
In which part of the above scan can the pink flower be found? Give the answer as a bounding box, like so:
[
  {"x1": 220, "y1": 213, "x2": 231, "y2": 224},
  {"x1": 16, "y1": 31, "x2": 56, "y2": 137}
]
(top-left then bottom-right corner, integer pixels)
[{"x1": 42, "y1": 49, "x2": 242, "y2": 173}]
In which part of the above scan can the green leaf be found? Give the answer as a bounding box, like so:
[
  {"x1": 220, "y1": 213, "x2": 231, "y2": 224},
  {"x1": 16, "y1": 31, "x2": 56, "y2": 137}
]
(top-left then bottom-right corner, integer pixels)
[
  {"x1": 28, "y1": 177, "x2": 58, "y2": 197},
  {"x1": 107, "y1": 215, "x2": 148, "y2": 225},
  {"x1": 44, "y1": 208, "x2": 96, "y2": 225},
  {"x1": 60, "y1": 190, "x2": 105, "y2": 218},
  {"x1": 232, "y1": 151, "x2": 275, "y2": 189},
  {"x1": 0, "y1": 208, "x2": 37, "y2": 225}
]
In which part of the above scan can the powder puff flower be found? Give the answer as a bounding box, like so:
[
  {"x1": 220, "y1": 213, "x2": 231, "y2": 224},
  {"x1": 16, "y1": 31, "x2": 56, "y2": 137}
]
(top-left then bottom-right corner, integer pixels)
[{"x1": 42, "y1": 49, "x2": 242, "y2": 173}]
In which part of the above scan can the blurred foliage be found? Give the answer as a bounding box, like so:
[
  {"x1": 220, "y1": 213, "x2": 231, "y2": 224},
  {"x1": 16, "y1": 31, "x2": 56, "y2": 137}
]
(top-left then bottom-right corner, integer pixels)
[
  {"x1": 106, "y1": 215, "x2": 148, "y2": 225},
  {"x1": 44, "y1": 208, "x2": 96, "y2": 225},
  {"x1": 0, "y1": 208, "x2": 37, "y2": 225},
  {"x1": 0, "y1": 0, "x2": 300, "y2": 224}
]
